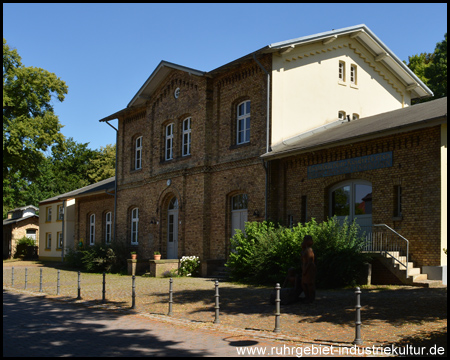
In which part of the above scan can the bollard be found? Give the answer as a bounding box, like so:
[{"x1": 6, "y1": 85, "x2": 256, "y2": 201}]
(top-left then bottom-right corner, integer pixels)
[
  {"x1": 76, "y1": 271, "x2": 82, "y2": 300},
  {"x1": 24, "y1": 268, "x2": 28, "y2": 290},
  {"x1": 168, "y1": 278, "x2": 173, "y2": 316},
  {"x1": 102, "y1": 272, "x2": 106, "y2": 303},
  {"x1": 213, "y1": 280, "x2": 220, "y2": 324},
  {"x1": 57, "y1": 270, "x2": 60, "y2": 295},
  {"x1": 39, "y1": 268, "x2": 43, "y2": 293},
  {"x1": 353, "y1": 287, "x2": 363, "y2": 345},
  {"x1": 11, "y1": 267, "x2": 15, "y2": 287},
  {"x1": 273, "y1": 283, "x2": 281, "y2": 333},
  {"x1": 131, "y1": 275, "x2": 136, "y2": 309}
]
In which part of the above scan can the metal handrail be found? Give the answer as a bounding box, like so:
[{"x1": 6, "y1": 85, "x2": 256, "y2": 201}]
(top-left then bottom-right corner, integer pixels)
[{"x1": 366, "y1": 224, "x2": 410, "y2": 278}]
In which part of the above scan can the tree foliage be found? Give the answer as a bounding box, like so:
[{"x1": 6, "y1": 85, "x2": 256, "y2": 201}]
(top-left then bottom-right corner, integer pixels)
[
  {"x1": 407, "y1": 33, "x2": 447, "y2": 103},
  {"x1": 3, "y1": 38, "x2": 68, "y2": 183}
]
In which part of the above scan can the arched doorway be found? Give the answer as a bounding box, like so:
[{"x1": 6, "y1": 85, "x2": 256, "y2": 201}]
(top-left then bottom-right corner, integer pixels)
[
  {"x1": 167, "y1": 197, "x2": 179, "y2": 259},
  {"x1": 330, "y1": 180, "x2": 372, "y2": 234}
]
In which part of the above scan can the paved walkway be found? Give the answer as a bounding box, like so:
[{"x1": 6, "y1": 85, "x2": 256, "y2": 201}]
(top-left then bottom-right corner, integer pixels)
[{"x1": 3, "y1": 289, "x2": 349, "y2": 357}]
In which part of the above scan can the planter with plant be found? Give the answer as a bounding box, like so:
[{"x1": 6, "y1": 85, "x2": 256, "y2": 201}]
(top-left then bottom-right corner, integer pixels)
[
  {"x1": 153, "y1": 251, "x2": 161, "y2": 260},
  {"x1": 130, "y1": 251, "x2": 137, "y2": 260}
]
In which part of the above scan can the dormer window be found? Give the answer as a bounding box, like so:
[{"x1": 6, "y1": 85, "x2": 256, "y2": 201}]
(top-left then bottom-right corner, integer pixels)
[
  {"x1": 352, "y1": 113, "x2": 359, "y2": 120},
  {"x1": 338, "y1": 111, "x2": 346, "y2": 121}
]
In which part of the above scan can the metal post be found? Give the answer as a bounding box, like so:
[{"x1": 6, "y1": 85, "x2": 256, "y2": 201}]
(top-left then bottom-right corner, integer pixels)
[
  {"x1": 57, "y1": 270, "x2": 60, "y2": 295},
  {"x1": 214, "y1": 280, "x2": 220, "y2": 324},
  {"x1": 131, "y1": 275, "x2": 136, "y2": 309},
  {"x1": 273, "y1": 283, "x2": 281, "y2": 333},
  {"x1": 39, "y1": 268, "x2": 43, "y2": 293},
  {"x1": 353, "y1": 287, "x2": 363, "y2": 345},
  {"x1": 24, "y1": 268, "x2": 28, "y2": 290},
  {"x1": 11, "y1": 267, "x2": 14, "y2": 287},
  {"x1": 102, "y1": 272, "x2": 106, "y2": 303},
  {"x1": 168, "y1": 278, "x2": 173, "y2": 316},
  {"x1": 76, "y1": 271, "x2": 82, "y2": 300}
]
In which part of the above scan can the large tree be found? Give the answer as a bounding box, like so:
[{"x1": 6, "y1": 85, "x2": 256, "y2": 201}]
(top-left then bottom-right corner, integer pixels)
[
  {"x1": 3, "y1": 38, "x2": 68, "y2": 213},
  {"x1": 407, "y1": 33, "x2": 447, "y2": 103}
]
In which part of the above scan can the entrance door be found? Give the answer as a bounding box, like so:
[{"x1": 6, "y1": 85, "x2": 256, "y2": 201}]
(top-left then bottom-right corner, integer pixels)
[
  {"x1": 330, "y1": 181, "x2": 372, "y2": 235},
  {"x1": 167, "y1": 198, "x2": 179, "y2": 259},
  {"x1": 231, "y1": 194, "x2": 248, "y2": 237}
]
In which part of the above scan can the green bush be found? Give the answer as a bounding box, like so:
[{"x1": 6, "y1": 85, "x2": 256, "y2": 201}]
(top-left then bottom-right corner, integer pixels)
[
  {"x1": 226, "y1": 217, "x2": 370, "y2": 288},
  {"x1": 64, "y1": 241, "x2": 128, "y2": 273},
  {"x1": 14, "y1": 236, "x2": 36, "y2": 258}
]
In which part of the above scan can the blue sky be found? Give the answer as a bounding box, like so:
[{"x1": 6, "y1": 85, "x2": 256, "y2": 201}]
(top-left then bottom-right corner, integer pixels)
[{"x1": 3, "y1": 3, "x2": 447, "y2": 151}]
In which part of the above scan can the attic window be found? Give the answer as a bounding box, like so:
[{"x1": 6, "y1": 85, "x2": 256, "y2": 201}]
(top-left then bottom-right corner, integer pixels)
[
  {"x1": 338, "y1": 111, "x2": 346, "y2": 121},
  {"x1": 352, "y1": 113, "x2": 359, "y2": 120}
]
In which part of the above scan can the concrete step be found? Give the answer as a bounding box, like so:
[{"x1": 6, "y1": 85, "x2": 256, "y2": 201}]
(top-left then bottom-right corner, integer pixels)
[{"x1": 411, "y1": 279, "x2": 446, "y2": 288}]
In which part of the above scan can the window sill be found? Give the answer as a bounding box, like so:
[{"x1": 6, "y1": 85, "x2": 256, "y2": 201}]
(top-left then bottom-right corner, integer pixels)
[
  {"x1": 350, "y1": 84, "x2": 359, "y2": 89},
  {"x1": 229, "y1": 142, "x2": 251, "y2": 151},
  {"x1": 338, "y1": 81, "x2": 347, "y2": 86},
  {"x1": 392, "y1": 216, "x2": 403, "y2": 222}
]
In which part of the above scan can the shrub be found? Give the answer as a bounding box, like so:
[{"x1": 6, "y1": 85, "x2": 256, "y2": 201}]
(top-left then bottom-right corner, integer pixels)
[
  {"x1": 14, "y1": 236, "x2": 36, "y2": 258},
  {"x1": 162, "y1": 269, "x2": 179, "y2": 278},
  {"x1": 178, "y1": 256, "x2": 200, "y2": 277},
  {"x1": 226, "y1": 217, "x2": 370, "y2": 288}
]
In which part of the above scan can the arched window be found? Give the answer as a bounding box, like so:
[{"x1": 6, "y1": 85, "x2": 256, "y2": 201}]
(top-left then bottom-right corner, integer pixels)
[
  {"x1": 135, "y1": 136, "x2": 142, "y2": 170},
  {"x1": 165, "y1": 124, "x2": 174, "y2": 160},
  {"x1": 131, "y1": 208, "x2": 139, "y2": 245},
  {"x1": 182, "y1": 117, "x2": 191, "y2": 156},
  {"x1": 105, "y1": 212, "x2": 112, "y2": 244},
  {"x1": 89, "y1": 214, "x2": 95, "y2": 245},
  {"x1": 237, "y1": 101, "x2": 250, "y2": 144}
]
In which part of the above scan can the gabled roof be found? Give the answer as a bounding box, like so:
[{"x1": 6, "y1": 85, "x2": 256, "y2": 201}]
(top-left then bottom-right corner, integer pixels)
[
  {"x1": 3, "y1": 214, "x2": 39, "y2": 226},
  {"x1": 39, "y1": 177, "x2": 115, "y2": 205},
  {"x1": 262, "y1": 97, "x2": 447, "y2": 160},
  {"x1": 99, "y1": 25, "x2": 433, "y2": 123}
]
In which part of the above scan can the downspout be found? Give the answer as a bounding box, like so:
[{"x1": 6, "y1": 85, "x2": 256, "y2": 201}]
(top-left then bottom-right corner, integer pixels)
[
  {"x1": 105, "y1": 120, "x2": 118, "y2": 244},
  {"x1": 252, "y1": 53, "x2": 270, "y2": 220}
]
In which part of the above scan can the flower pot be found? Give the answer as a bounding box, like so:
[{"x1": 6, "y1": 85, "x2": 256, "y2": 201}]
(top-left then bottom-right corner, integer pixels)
[
  {"x1": 131, "y1": 254, "x2": 137, "y2": 260},
  {"x1": 154, "y1": 254, "x2": 161, "y2": 260}
]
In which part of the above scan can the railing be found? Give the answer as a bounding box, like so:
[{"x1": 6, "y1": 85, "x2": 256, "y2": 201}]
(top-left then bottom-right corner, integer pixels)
[{"x1": 361, "y1": 224, "x2": 410, "y2": 278}]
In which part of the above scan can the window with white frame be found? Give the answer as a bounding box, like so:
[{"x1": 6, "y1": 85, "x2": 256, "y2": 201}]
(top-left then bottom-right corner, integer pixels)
[
  {"x1": 350, "y1": 64, "x2": 357, "y2": 84},
  {"x1": 105, "y1": 212, "x2": 112, "y2": 244},
  {"x1": 57, "y1": 204, "x2": 64, "y2": 221},
  {"x1": 237, "y1": 100, "x2": 251, "y2": 144},
  {"x1": 339, "y1": 61, "x2": 345, "y2": 81},
  {"x1": 89, "y1": 214, "x2": 95, "y2": 245},
  {"x1": 165, "y1": 124, "x2": 174, "y2": 160},
  {"x1": 182, "y1": 117, "x2": 191, "y2": 156},
  {"x1": 135, "y1": 136, "x2": 142, "y2": 170},
  {"x1": 46, "y1": 233, "x2": 52, "y2": 249},
  {"x1": 26, "y1": 229, "x2": 37, "y2": 242},
  {"x1": 57, "y1": 232, "x2": 63, "y2": 249},
  {"x1": 338, "y1": 111, "x2": 346, "y2": 121},
  {"x1": 131, "y1": 208, "x2": 139, "y2": 245}
]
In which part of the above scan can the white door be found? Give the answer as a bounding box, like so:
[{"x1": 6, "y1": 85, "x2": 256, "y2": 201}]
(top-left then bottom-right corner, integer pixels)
[
  {"x1": 231, "y1": 194, "x2": 248, "y2": 237},
  {"x1": 330, "y1": 181, "x2": 372, "y2": 236},
  {"x1": 167, "y1": 198, "x2": 179, "y2": 259}
]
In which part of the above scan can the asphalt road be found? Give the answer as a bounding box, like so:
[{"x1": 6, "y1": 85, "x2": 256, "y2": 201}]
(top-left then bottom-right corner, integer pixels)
[{"x1": 3, "y1": 289, "x2": 323, "y2": 357}]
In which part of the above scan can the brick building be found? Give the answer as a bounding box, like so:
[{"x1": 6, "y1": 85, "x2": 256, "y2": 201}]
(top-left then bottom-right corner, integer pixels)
[{"x1": 91, "y1": 24, "x2": 446, "y2": 279}]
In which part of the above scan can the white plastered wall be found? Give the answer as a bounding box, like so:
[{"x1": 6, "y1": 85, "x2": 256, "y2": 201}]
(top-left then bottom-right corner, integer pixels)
[{"x1": 271, "y1": 36, "x2": 411, "y2": 147}]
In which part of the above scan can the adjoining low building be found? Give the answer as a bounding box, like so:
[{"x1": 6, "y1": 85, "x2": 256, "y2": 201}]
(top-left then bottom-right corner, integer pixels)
[
  {"x1": 3, "y1": 205, "x2": 39, "y2": 259},
  {"x1": 38, "y1": 177, "x2": 115, "y2": 261}
]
